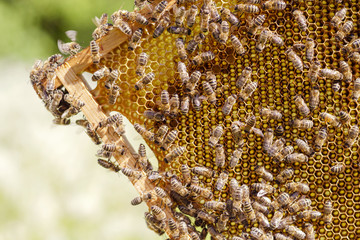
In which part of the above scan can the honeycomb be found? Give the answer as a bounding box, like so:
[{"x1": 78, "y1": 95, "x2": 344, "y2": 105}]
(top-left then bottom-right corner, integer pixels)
[{"x1": 31, "y1": 0, "x2": 360, "y2": 239}]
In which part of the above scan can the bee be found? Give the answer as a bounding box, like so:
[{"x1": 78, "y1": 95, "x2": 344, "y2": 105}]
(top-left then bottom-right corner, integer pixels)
[
  {"x1": 239, "y1": 81, "x2": 258, "y2": 101},
  {"x1": 122, "y1": 167, "x2": 142, "y2": 179},
  {"x1": 342, "y1": 38, "x2": 360, "y2": 55},
  {"x1": 187, "y1": 5, "x2": 198, "y2": 28},
  {"x1": 243, "y1": 201, "x2": 256, "y2": 222},
  {"x1": 305, "y1": 38, "x2": 315, "y2": 62},
  {"x1": 167, "y1": 26, "x2": 191, "y2": 35},
  {"x1": 320, "y1": 68, "x2": 343, "y2": 80},
  {"x1": 144, "y1": 212, "x2": 165, "y2": 235},
  {"x1": 192, "y1": 166, "x2": 213, "y2": 179},
  {"x1": 215, "y1": 144, "x2": 226, "y2": 168},
  {"x1": 286, "y1": 153, "x2": 308, "y2": 163},
  {"x1": 269, "y1": 210, "x2": 284, "y2": 230},
  {"x1": 220, "y1": 7, "x2": 240, "y2": 27},
  {"x1": 323, "y1": 200, "x2": 333, "y2": 224},
  {"x1": 97, "y1": 159, "x2": 121, "y2": 172},
  {"x1": 204, "y1": 200, "x2": 226, "y2": 211},
  {"x1": 160, "y1": 90, "x2": 170, "y2": 115},
  {"x1": 349, "y1": 52, "x2": 360, "y2": 64},
  {"x1": 174, "y1": 6, "x2": 186, "y2": 27},
  {"x1": 104, "y1": 69, "x2": 119, "y2": 89},
  {"x1": 135, "y1": 72, "x2": 155, "y2": 90},
  {"x1": 215, "y1": 171, "x2": 229, "y2": 191},
  {"x1": 153, "y1": 15, "x2": 171, "y2": 38},
  {"x1": 113, "y1": 18, "x2": 132, "y2": 36},
  {"x1": 345, "y1": 124, "x2": 359, "y2": 148},
  {"x1": 180, "y1": 95, "x2": 190, "y2": 115},
  {"x1": 286, "y1": 48, "x2": 303, "y2": 71},
  {"x1": 180, "y1": 164, "x2": 191, "y2": 186},
  {"x1": 216, "y1": 212, "x2": 229, "y2": 232},
  {"x1": 128, "y1": 28, "x2": 143, "y2": 51},
  {"x1": 97, "y1": 112, "x2": 123, "y2": 130},
  {"x1": 260, "y1": 107, "x2": 282, "y2": 120},
  {"x1": 291, "y1": 119, "x2": 313, "y2": 130},
  {"x1": 314, "y1": 126, "x2": 328, "y2": 151},
  {"x1": 309, "y1": 86, "x2": 320, "y2": 111},
  {"x1": 339, "y1": 61, "x2": 352, "y2": 83},
  {"x1": 274, "y1": 233, "x2": 293, "y2": 240},
  {"x1": 252, "y1": 182, "x2": 275, "y2": 195},
  {"x1": 161, "y1": 129, "x2": 178, "y2": 150},
  {"x1": 57, "y1": 30, "x2": 81, "y2": 55},
  {"x1": 296, "y1": 139, "x2": 314, "y2": 156},
  {"x1": 231, "y1": 122, "x2": 245, "y2": 146},
  {"x1": 209, "y1": 2, "x2": 221, "y2": 23},
  {"x1": 108, "y1": 84, "x2": 120, "y2": 105},
  {"x1": 230, "y1": 35, "x2": 246, "y2": 55},
  {"x1": 190, "y1": 185, "x2": 213, "y2": 199},
  {"x1": 178, "y1": 221, "x2": 191, "y2": 239},
  {"x1": 186, "y1": 33, "x2": 205, "y2": 54},
  {"x1": 353, "y1": 78, "x2": 360, "y2": 101},
  {"x1": 308, "y1": 61, "x2": 321, "y2": 83},
  {"x1": 297, "y1": 210, "x2": 322, "y2": 221},
  {"x1": 255, "y1": 166, "x2": 273, "y2": 182},
  {"x1": 285, "y1": 182, "x2": 310, "y2": 194},
  {"x1": 319, "y1": 112, "x2": 341, "y2": 128},
  {"x1": 339, "y1": 111, "x2": 351, "y2": 125},
  {"x1": 185, "y1": 70, "x2": 201, "y2": 93},
  {"x1": 219, "y1": 21, "x2": 230, "y2": 44},
  {"x1": 303, "y1": 223, "x2": 315, "y2": 240},
  {"x1": 45, "y1": 71, "x2": 56, "y2": 95},
  {"x1": 274, "y1": 125, "x2": 284, "y2": 137},
  {"x1": 136, "y1": 52, "x2": 149, "y2": 77},
  {"x1": 250, "y1": 227, "x2": 266, "y2": 240},
  {"x1": 293, "y1": 10, "x2": 307, "y2": 32},
  {"x1": 229, "y1": 148, "x2": 243, "y2": 169},
  {"x1": 263, "y1": 128, "x2": 274, "y2": 153},
  {"x1": 61, "y1": 100, "x2": 85, "y2": 119},
  {"x1": 151, "y1": 0, "x2": 168, "y2": 22},
  {"x1": 234, "y1": 4, "x2": 259, "y2": 13},
  {"x1": 202, "y1": 81, "x2": 217, "y2": 105},
  {"x1": 247, "y1": 14, "x2": 266, "y2": 36},
  {"x1": 289, "y1": 198, "x2": 312, "y2": 213},
  {"x1": 155, "y1": 187, "x2": 172, "y2": 207},
  {"x1": 271, "y1": 192, "x2": 290, "y2": 210},
  {"x1": 276, "y1": 168, "x2": 294, "y2": 183},
  {"x1": 169, "y1": 94, "x2": 180, "y2": 118},
  {"x1": 200, "y1": 5, "x2": 210, "y2": 32},
  {"x1": 192, "y1": 93, "x2": 202, "y2": 112},
  {"x1": 208, "y1": 226, "x2": 224, "y2": 240},
  {"x1": 253, "y1": 201, "x2": 269, "y2": 215},
  {"x1": 262, "y1": 0, "x2": 286, "y2": 10},
  {"x1": 330, "y1": 162, "x2": 345, "y2": 173},
  {"x1": 151, "y1": 206, "x2": 166, "y2": 222},
  {"x1": 331, "y1": 7, "x2": 346, "y2": 28},
  {"x1": 92, "y1": 66, "x2": 110, "y2": 81},
  {"x1": 76, "y1": 120, "x2": 102, "y2": 145},
  {"x1": 256, "y1": 29, "x2": 271, "y2": 52},
  {"x1": 285, "y1": 225, "x2": 306, "y2": 240},
  {"x1": 131, "y1": 196, "x2": 143, "y2": 206},
  {"x1": 171, "y1": 176, "x2": 189, "y2": 197},
  {"x1": 221, "y1": 94, "x2": 237, "y2": 116},
  {"x1": 190, "y1": 231, "x2": 201, "y2": 240},
  {"x1": 236, "y1": 67, "x2": 252, "y2": 89},
  {"x1": 168, "y1": 219, "x2": 180, "y2": 238},
  {"x1": 178, "y1": 61, "x2": 189, "y2": 84},
  {"x1": 164, "y1": 146, "x2": 186, "y2": 163},
  {"x1": 256, "y1": 195, "x2": 272, "y2": 208},
  {"x1": 134, "y1": 123, "x2": 154, "y2": 141},
  {"x1": 270, "y1": 31, "x2": 284, "y2": 47},
  {"x1": 175, "y1": 38, "x2": 187, "y2": 61},
  {"x1": 144, "y1": 109, "x2": 165, "y2": 122},
  {"x1": 274, "y1": 145, "x2": 294, "y2": 162},
  {"x1": 268, "y1": 138, "x2": 285, "y2": 158},
  {"x1": 192, "y1": 51, "x2": 215, "y2": 65},
  {"x1": 154, "y1": 125, "x2": 169, "y2": 144},
  {"x1": 90, "y1": 40, "x2": 100, "y2": 64},
  {"x1": 335, "y1": 21, "x2": 353, "y2": 41},
  {"x1": 137, "y1": 143, "x2": 150, "y2": 171}
]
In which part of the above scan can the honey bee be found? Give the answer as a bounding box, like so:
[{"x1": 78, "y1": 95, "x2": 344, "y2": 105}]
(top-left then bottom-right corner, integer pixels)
[
  {"x1": 275, "y1": 125, "x2": 284, "y2": 136},
  {"x1": 314, "y1": 126, "x2": 328, "y2": 151},
  {"x1": 216, "y1": 212, "x2": 229, "y2": 232},
  {"x1": 256, "y1": 29, "x2": 271, "y2": 52},
  {"x1": 339, "y1": 61, "x2": 352, "y2": 83},
  {"x1": 252, "y1": 182, "x2": 275, "y2": 195},
  {"x1": 134, "y1": 123, "x2": 154, "y2": 141},
  {"x1": 192, "y1": 166, "x2": 213, "y2": 178},
  {"x1": 92, "y1": 66, "x2": 110, "y2": 81},
  {"x1": 286, "y1": 47, "x2": 303, "y2": 71},
  {"x1": 269, "y1": 210, "x2": 284, "y2": 230},
  {"x1": 180, "y1": 95, "x2": 190, "y2": 115},
  {"x1": 161, "y1": 129, "x2": 178, "y2": 150},
  {"x1": 349, "y1": 52, "x2": 360, "y2": 64},
  {"x1": 285, "y1": 182, "x2": 310, "y2": 194},
  {"x1": 186, "y1": 33, "x2": 205, "y2": 54},
  {"x1": 136, "y1": 52, "x2": 149, "y2": 77},
  {"x1": 171, "y1": 176, "x2": 189, "y2": 197},
  {"x1": 97, "y1": 159, "x2": 121, "y2": 172},
  {"x1": 220, "y1": 7, "x2": 240, "y2": 27},
  {"x1": 144, "y1": 212, "x2": 165, "y2": 235},
  {"x1": 144, "y1": 109, "x2": 165, "y2": 122},
  {"x1": 178, "y1": 221, "x2": 191, "y2": 240},
  {"x1": 309, "y1": 86, "x2": 320, "y2": 111},
  {"x1": 192, "y1": 92, "x2": 202, "y2": 112},
  {"x1": 155, "y1": 187, "x2": 172, "y2": 207},
  {"x1": 308, "y1": 61, "x2": 321, "y2": 83},
  {"x1": 90, "y1": 40, "x2": 100, "y2": 64},
  {"x1": 289, "y1": 198, "x2": 312, "y2": 213},
  {"x1": 219, "y1": 21, "x2": 230, "y2": 44},
  {"x1": 229, "y1": 148, "x2": 243, "y2": 169},
  {"x1": 92, "y1": 13, "x2": 112, "y2": 40},
  {"x1": 263, "y1": 128, "x2": 274, "y2": 154},
  {"x1": 285, "y1": 225, "x2": 306, "y2": 240},
  {"x1": 276, "y1": 168, "x2": 294, "y2": 184},
  {"x1": 243, "y1": 200, "x2": 256, "y2": 222},
  {"x1": 186, "y1": 5, "x2": 198, "y2": 28},
  {"x1": 234, "y1": 4, "x2": 259, "y2": 13},
  {"x1": 160, "y1": 90, "x2": 170, "y2": 115},
  {"x1": 104, "y1": 69, "x2": 119, "y2": 89},
  {"x1": 185, "y1": 70, "x2": 201, "y2": 93},
  {"x1": 190, "y1": 185, "x2": 213, "y2": 199},
  {"x1": 113, "y1": 18, "x2": 132, "y2": 36},
  {"x1": 330, "y1": 162, "x2": 345, "y2": 173},
  {"x1": 154, "y1": 125, "x2": 169, "y2": 145},
  {"x1": 256, "y1": 195, "x2": 272, "y2": 208},
  {"x1": 164, "y1": 146, "x2": 186, "y2": 163},
  {"x1": 153, "y1": 15, "x2": 171, "y2": 38},
  {"x1": 323, "y1": 200, "x2": 333, "y2": 224},
  {"x1": 230, "y1": 35, "x2": 246, "y2": 55},
  {"x1": 293, "y1": 10, "x2": 307, "y2": 32},
  {"x1": 135, "y1": 72, "x2": 155, "y2": 90},
  {"x1": 297, "y1": 210, "x2": 322, "y2": 221},
  {"x1": 239, "y1": 81, "x2": 258, "y2": 102},
  {"x1": 305, "y1": 38, "x2": 315, "y2": 62},
  {"x1": 345, "y1": 124, "x2": 359, "y2": 148},
  {"x1": 57, "y1": 30, "x2": 81, "y2": 55},
  {"x1": 208, "y1": 226, "x2": 224, "y2": 240},
  {"x1": 169, "y1": 94, "x2": 180, "y2": 118},
  {"x1": 214, "y1": 144, "x2": 226, "y2": 168},
  {"x1": 151, "y1": 0, "x2": 168, "y2": 22},
  {"x1": 200, "y1": 5, "x2": 210, "y2": 32},
  {"x1": 303, "y1": 223, "x2": 315, "y2": 240},
  {"x1": 331, "y1": 7, "x2": 347, "y2": 28},
  {"x1": 291, "y1": 119, "x2": 313, "y2": 129},
  {"x1": 270, "y1": 31, "x2": 284, "y2": 47},
  {"x1": 167, "y1": 26, "x2": 192, "y2": 35},
  {"x1": 203, "y1": 82, "x2": 217, "y2": 105},
  {"x1": 268, "y1": 138, "x2": 285, "y2": 158},
  {"x1": 253, "y1": 201, "x2": 269, "y2": 215},
  {"x1": 320, "y1": 68, "x2": 343, "y2": 80},
  {"x1": 208, "y1": 22, "x2": 220, "y2": 41},
  {"x1": 178, "y1": 61, "x2": 189, "y2": 84},
  {"x1": 342, "y1": 38, "x2": 360, "y2": 55},
  {"x1": 262, "y1": 0, "x2": 286, "y2": 10},
  {"x1": 175, "y1": 38, "x2": 187, "y2": 61},
  {"x1": 76, "y1": 120, "x2": 102, "y2": 145},
  {"x1": 250, "y1": 227, "x2": 266, "y2": 240},
  {"x1": 335, "y1": 20, "x2": 353, "y2": 41},
  {"x1": 255, "y1": 166, "x2": 273, "y2": 182},
  {"x1": 353, "y1": 78, "x2": 360, "y2": 101},
  {"x1": 271, "y1": 192, "x2": 290, "y2": 210},
  {"x1": 222, "y1": 94, "x2": 237, "y2": 116},
  {"x1": 108, "y1": 84, "x2": 120, "y2": 105},
  {"x1": 236, "y1": 67, "x2": 252, "y2": 89},
  {"x1": 247, "y1": 14, "x2": 266, "y2": 36},
  {"x1": 319, "y1": 112, "x2": 341, "y2": 128},
  {"x1": 151, "y1": 205, "x2": 166, "y2": 222},
  {"x1": 243, "y1": 115, "x2": 255, "y2": 133},
  {"x1": 274, "y1": 233, "x2": 292, "y2": 240},
  {"x1": 174, "y1": 6, "x2": 186, "y2": 27},
  {"x1": 180, "y1": 164, "x2": 192, "y2": 186},
  {"x1": 128, "y1": 28, "x2": 143, "y2": 51},
  {"x1": 260, "y1": 107, "x2": 282, "y2": 120},
  {"x1": 204, "y1": 200, "x2": 226, "y2": 211},
  {"x1": 209, "y1": 2, "x2": 221, "y2": 23},
  {"x1": 168, "y1": 219, "x2": 180, "y2": 238},
  {"x1": 45, "y1": 71, "x2": 56, "y2": 95},
  {"x1": 286, "y1": 153, "x2": 308, "y2": 163},
  {"x1": 122, "y1": 167, "x2": 142, "y2": 179},
  {"x1": 338, "y1": 111, "x2": 351, "y2": 125},
  {"x1": 97, "y1": 112, "x2": 123, "y2": 130},
  {"x1": 131, "y1": 196, "x2": 143, "y2": 206},
  {"x1": 296, "y1": 139, "x2": 314, "y2": 156},
  {"x1": 192, "y1": 51, "x2": 215, "y2": 65},
  {"x1": 274, "y1": 145, "x2": 294, "y2": 162},
  {"x1": 215, "y1": 171, "x2": 229, "y2": 191},
  {"x1": 61, "y1": 99, "x2": 85, "y2": 119}
]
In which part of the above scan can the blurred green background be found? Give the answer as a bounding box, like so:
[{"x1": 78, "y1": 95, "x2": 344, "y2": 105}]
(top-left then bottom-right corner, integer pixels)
[{"x1": 0, "y1": 1, "x2": 159, "y2": 239}]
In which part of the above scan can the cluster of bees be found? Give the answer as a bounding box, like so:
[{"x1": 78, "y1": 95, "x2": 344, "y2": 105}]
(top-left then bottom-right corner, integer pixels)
[{"x1": 30, "y1": 0, "x2": 360, "y2": 239}]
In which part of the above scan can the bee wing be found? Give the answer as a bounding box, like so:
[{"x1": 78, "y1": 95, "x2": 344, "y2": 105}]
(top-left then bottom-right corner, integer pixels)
[
  {"x1": 257, "y1": 189, "x2": 268, "y2": 198},
  {"x1": 92, "y1": 16, "x2": 101, "y2": 27},
  {"x1": 293, "y1": 43, "x2": 306, "y2": 51},
  {"x1": 65, "y1": 30, "x2": 78, "y2": 41},
  {"x1": 100, "y1": 13, "x2": 108, "y2": 25},
  {"x1": 32, "y1": 59, "x2": 43, "y2": 69},
  {"x1": 57, "y1": 40, "x2": 69, "y2": 54}
]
